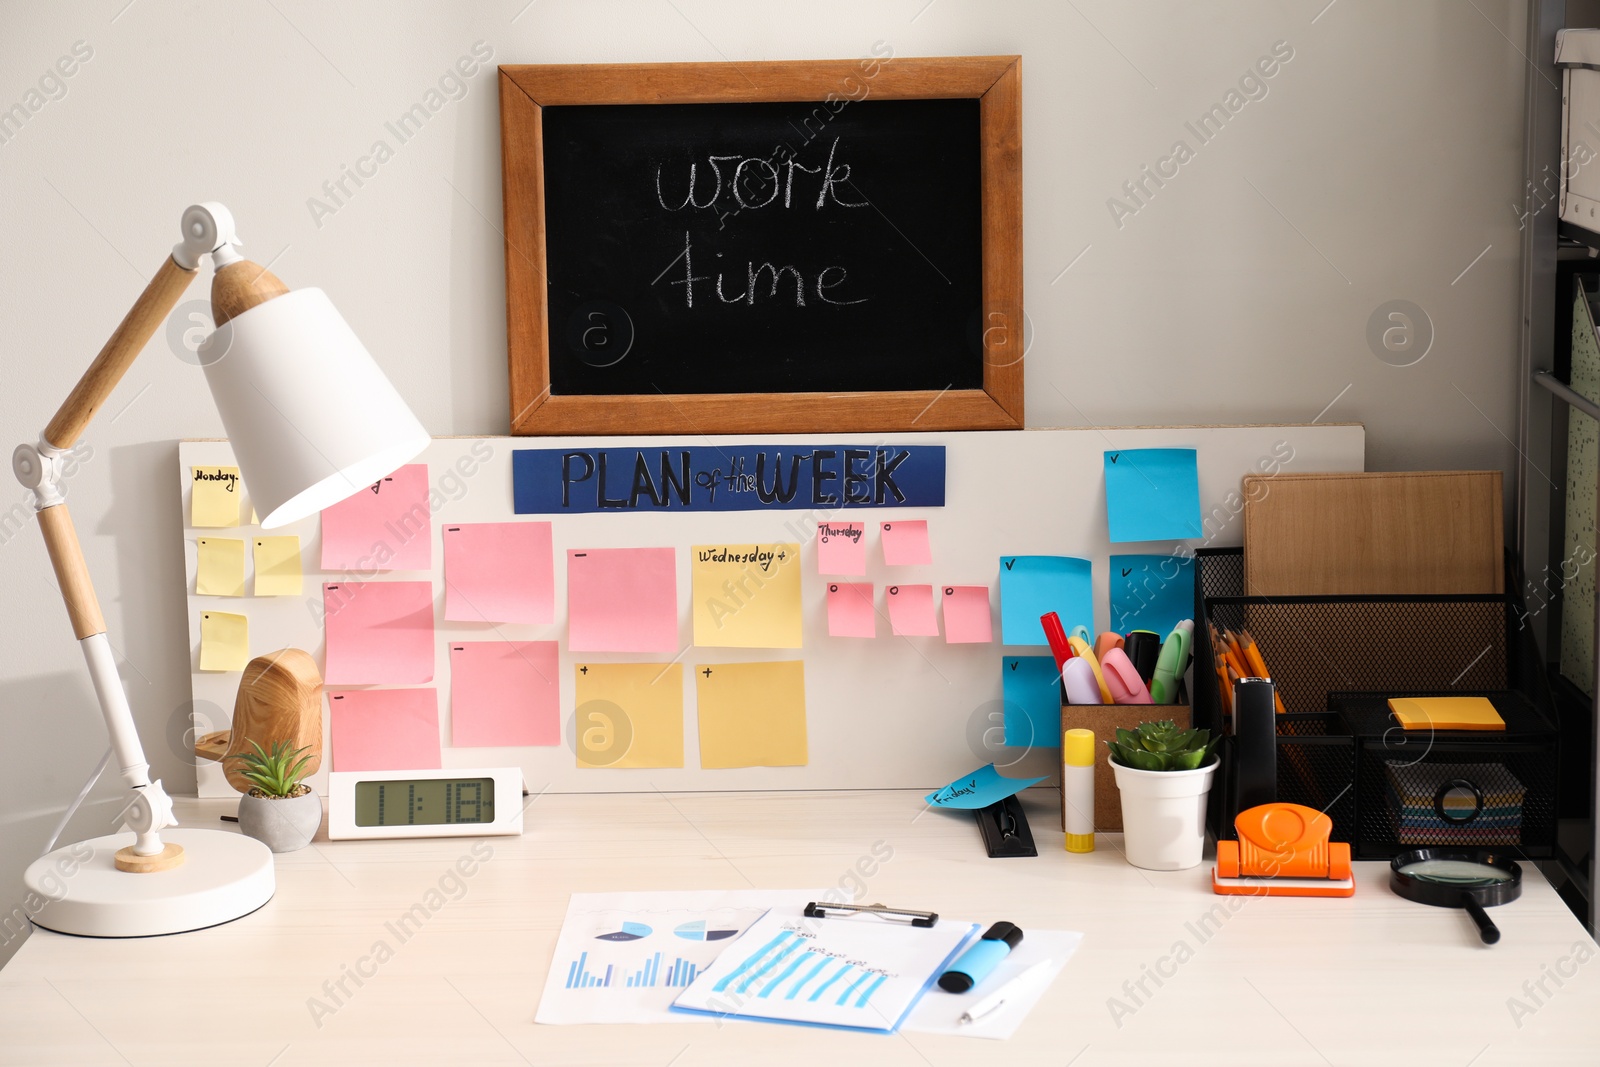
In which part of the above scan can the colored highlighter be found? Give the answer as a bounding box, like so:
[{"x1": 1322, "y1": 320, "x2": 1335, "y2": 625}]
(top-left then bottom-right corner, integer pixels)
[
  {"x1": 1062, "y1": 658, "x2": 1102, "y2": 704},
  {"x1": 1149, "y1": 625, "x2": 1191, "y2": 705},
  {"x1": 1093, "y1": 631, "x2": 1125, "y2": 661},
  {"x1": 938, "y1": 922, "x2": 1024, "y2": 992},
  {"x1": 1067, "y1": 637, "x2": 1114, "y2": 703},
  {"x1": 1101, "y1": 648, "x2": 1153, "y2": 704}
]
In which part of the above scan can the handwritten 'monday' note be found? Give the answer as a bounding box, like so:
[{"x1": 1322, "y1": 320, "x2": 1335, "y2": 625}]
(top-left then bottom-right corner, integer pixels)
[
  {"x1": 319, "y1": 463, "x2": 432, "y2": 571},
  {"x1": 691, "y1": 543, "x2": 801, "y2": 648},
  {"x1": 567, "y1": 548, "x2": 679, "y2": 653},
  {"x1": 191, "y1": 466, "x2": 241, "y2": 528},
  {"x1": 328, "y1": 688, "x2": 442, "y2": 771},
  {"x1": 323, "y1": 581, "x2": 435, "y2": 685},
  {"x1": 443, "y1": 521, "x2": 555, "y2": 624}
]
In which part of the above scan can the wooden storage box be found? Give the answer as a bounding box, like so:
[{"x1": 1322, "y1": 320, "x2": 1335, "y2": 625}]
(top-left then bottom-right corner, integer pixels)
[{"x1": 1059, "y1": 700, "x2": 1190, "y2": 832}]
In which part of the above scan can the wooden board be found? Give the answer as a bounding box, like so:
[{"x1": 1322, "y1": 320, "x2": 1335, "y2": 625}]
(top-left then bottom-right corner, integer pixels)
[{"x1": 1241, "y1": 471, "x2": 1503, "y2": 596}]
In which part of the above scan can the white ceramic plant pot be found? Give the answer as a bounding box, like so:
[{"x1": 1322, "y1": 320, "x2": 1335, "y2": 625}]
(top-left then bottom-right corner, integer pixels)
[
  {"x1": 237, "y1": 788, "x2": 322, "y2": 853},
  {"x1": 1111, "y1": 758, "x2": 1219, "y2": 871}
]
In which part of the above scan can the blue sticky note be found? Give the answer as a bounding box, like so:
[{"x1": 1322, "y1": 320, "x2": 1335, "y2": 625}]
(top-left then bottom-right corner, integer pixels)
[
  {"x1": 999, "y1": 555, "x2": 1093, "y2": 645},
  {"x1": 926, "y1": 763, "x2": 1047, "y2": 809},
  {"x1": 1104, "y1": 448, "x2": 1203, "y2": 543},
  {"x1": 1002, "y1": 655, "x2": 1062, "y2": 748},
  {"x1": 1109, "y1": 554, "x2": 1195, "y2": 637}
]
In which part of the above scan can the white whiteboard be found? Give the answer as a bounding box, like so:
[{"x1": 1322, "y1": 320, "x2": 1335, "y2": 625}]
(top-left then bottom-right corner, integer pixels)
[{"x1": 180, "y1": 425, "x2": 1363, "y2": 796}]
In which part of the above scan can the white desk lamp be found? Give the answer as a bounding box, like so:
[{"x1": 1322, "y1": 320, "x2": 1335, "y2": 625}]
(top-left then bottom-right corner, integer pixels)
[{"x1": 14, "y1": 203, "x2": 429, "y2": 937}]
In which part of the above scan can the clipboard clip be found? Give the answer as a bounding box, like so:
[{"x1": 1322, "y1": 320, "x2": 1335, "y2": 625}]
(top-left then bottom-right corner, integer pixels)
[{"x1": 802, "y1": 901, "x2": 939, "y2": 928}]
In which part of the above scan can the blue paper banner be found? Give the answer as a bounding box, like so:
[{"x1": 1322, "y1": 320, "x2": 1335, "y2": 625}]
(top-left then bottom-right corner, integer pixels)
[{"x1": 513, "y1": 445, "x2": 945, "y2": 514}]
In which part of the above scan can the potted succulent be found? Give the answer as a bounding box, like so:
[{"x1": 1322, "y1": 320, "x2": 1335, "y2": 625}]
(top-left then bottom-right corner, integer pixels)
[
  {"x1": 1107, "y1": 721, "x2": 1221, "y2": 871},
  {"x1": 231, "y1": 739, "x2": 321, "y2": 853}
]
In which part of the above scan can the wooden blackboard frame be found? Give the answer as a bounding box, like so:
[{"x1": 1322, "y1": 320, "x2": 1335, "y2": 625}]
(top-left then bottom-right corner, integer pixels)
[{"x1": 498, "y1": 57, "x2": 1023, "y2": 436}]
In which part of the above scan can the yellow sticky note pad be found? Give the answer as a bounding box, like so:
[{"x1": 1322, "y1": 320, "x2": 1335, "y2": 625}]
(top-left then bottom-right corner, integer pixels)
[
  {"x1": 199, "y1": 610, "x2": 249, "y2": 672},
  {"x1": 195, "y1": 537, "x2": 245, "y2": 597},
  {"x1": 253, "y1": 536, "x2": 303, "y2": 596},
  {"x1": 691, "y1": 544, "x2": 802, "y2": 648},
  {"x1": 574, "y1": 663, "x2": 683, "y2": 769},
  {"x1": 1389, "y1": 696, "x2": 1505, "y2": 731},
  {"x1": 696, "y1": 661, "x2": 808, "y2": 769},
  {"x1": 190, "y1": 466, "x2": 242, "y2": 527}
]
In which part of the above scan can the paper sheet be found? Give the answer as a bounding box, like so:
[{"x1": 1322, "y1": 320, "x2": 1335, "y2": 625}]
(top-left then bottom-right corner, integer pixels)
[
  {"x1": 1002, "y1": 655, "x2": 1063, "y2": 748},
  {"x1": 573, "y1": 662, "x2": 683, "y2": 768},
  {"x1": 941, "y1": 585, "x2": 993, "y2": 644},
  {"x1": 925, "y1": 763, "x2": 1045, "y2": 809},
  {"x1": 252, "y1": 536, "x2": 302, "y2": 596},
  {"x1": 328, "y1": 687, "x2": 442, "y2": 771},
  {"x1": 886, "y1": 584, "x2": 938, "y2": 636},
  {"x1": 190, "y1": 466, "x2": 242, "y2": 527},
  {"x1": 695, "y1": 661, "x2": 807, "y2": 768},
  {"x1": 903, "y1": 929, "x2": 1084, "y2": 1040},
  {"x1": 449, "y1": 641, "x2": 560, "y2": 748},
  {"x1": 198, "y1": 610, "x2": 248, "y2": 671},
  {"x1": 998, "y1": 556, "x2": 1093, "y2": 645},
  {"x1": 535, "y1": 889, "x2": 825, "y2": 1025},
  {"x1": 322, "y1": 580, "x2": 436, "y2": 685},
  {"x1": 816, "y1": 522, "x2": 866, "y2": 576},
  {"x1": 1103, "y1": 447, "x2": 1203, "y2": 543},
  {"x1": 825, "y1": 582, "x2": 876, "y2": 638},
  {"x1": 443, "y1": 521, "x2": 554, "y2": 624},
  {"x1": 691, "y1": 544, "x2": 802, "y2": 648},
  {"x1": 319, "y1": 463, "x2": 432, "y2": 571},
  {"x1": 567, "y1": 548, "x2": 679, "y2": 653},
  {"x1": 880, "y1": 519, "x2": 932, "y2": 566},
  {"x1": 195, "y1": 537, "x2": 245, "y2": 597},
  {"x1": 1109, "y1": 553, "x2": 1195, "y2": 637}
]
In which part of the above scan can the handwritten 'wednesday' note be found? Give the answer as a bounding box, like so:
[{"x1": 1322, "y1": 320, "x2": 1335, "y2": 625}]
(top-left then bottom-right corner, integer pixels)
[
  {"x1": 692, "y1": 544, "x2": 802, "y2": 648},
  {"x1": 568, "y1": 549, "x2": 679, "y2": 653},
  {"x1": 695, "y1": 661, "x2": 808, "y2": 769},
  {"x1": 449, "y1": 641, "x2": 560, "y2": 748},
  {"x1": 323, "y1": 581, "x2": 435, "y2": 685},
  {"x1": 320, "y1": 463, "x2": 431, "y2": 571},
  {"x1": 328, "y1": 688, "x2": 442, "y2": 771},
  {"x1": 443, "y1": 521, "x2": 555, "y2": 624},
  {"x1": 1103, "y1": 448, "x2": 1202, "y2": 543}
]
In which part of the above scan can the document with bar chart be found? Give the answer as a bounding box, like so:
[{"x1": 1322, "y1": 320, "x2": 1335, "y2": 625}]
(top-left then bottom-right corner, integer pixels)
[
  {"x1": 671, "y1": 906, "x2": 977, "y2": 1033},
  {"x1": 535, "y1": 889, "x2": 824, "y2": 1025}
]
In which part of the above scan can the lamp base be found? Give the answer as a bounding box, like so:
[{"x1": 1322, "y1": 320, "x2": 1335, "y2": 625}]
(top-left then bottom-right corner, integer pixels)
[{"x1": 25, "y1": 828, "x2": 274, "y2": 938}]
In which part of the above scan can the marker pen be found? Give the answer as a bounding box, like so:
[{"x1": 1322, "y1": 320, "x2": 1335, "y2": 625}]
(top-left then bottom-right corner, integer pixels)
[
  {"x1": 939, "y1": 922, "x2": 1024, "y2": 992},
  {"x1": 1062, "y1": 659, "x2": 1102, "y2": 704},
  {"x1": 1124, "y1": 629, "x2": 1162, "y2": 683},
  {"x1": 1063, "y1": 728, "x2": 1095, "y2": 853},
  {"x1": 1040, "y1": 612, "x2": 1075, "y2": 674},
  {"x1": 1149, "y1": 626, "x2": 1190, "y2": 705}
]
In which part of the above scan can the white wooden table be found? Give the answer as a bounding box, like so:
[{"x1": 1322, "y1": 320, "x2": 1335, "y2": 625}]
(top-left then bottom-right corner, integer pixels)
[{"x1": 2, "y1": 790, "x2": 1597, "y2": 1066}]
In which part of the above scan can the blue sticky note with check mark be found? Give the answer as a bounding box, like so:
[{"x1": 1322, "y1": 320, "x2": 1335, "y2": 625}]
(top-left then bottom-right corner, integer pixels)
[
  {"x1": 1104, "y1": 448, "x2": 1203, "y2": 543},
  {"x1": 1001, "y1": 655, "x2": 1062, "y2": 748}
]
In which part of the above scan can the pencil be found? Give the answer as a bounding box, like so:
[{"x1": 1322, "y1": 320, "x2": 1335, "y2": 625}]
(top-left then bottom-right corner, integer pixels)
[{"x1": 1238, "y1": 631, "x2": 1288, "y2": 714}]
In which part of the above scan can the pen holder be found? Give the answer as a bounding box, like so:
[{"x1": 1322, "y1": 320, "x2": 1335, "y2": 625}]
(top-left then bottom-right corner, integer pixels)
[{"x1": 1059, "y1": 683, "x2": 1189, "y2": 833}]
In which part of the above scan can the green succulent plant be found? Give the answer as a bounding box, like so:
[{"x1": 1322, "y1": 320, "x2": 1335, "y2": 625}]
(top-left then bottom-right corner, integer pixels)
[
  {"x1": 1106, "y1": 720, "x2": 1218, "y2": 772},
  {"x1": 230, "y1": 739, "x2": 314, "y2": 798}
]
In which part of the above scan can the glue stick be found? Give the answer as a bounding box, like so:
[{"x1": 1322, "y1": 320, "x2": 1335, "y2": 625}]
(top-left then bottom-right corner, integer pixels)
[{"x1": 1064, "y1": 728, "x2": 1095, "y2": 853}]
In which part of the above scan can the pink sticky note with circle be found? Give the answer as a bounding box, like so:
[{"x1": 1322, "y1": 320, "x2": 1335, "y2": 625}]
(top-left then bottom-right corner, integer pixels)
[
  {"x1": 826, "y1": 582, "x2": 876, "y2": 638},
  {"x1": 881, "y1": 519, "x2": 931, "y2": 566},
  {"x1": 942, "y1": 585, "x2": 994, "y2": 644},
  {"x1": 816, "y1": 522, "x2": 866, "y2": 576},
  {"x1": 886, "y1": 583, "x2": 938, "y2": 636},
  {"x1": 328, "y1": 688, "x2": 441, "y2": 771}
]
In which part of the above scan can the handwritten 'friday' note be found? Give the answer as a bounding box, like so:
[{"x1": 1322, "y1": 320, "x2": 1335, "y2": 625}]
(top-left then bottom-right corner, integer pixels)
[
  {"x1": 926, "y1": 763, "x2": 1046, "y2": 809},
  {"x1": 816, "y1": 522, "x2": 866, "y2": 576},
  {"x1": 328, "y1": 688, "x2": 442, "y2": 771},
  {"x1": 319, "y1": 463, "x2": 432, "y2": 571},
  {"x1": 1103, "y1": 448, "x2": 1203, "y2": 543},
  {"x1": 695, "y1": 661, "x2": 808, "y2": 769},
  {"x1": 573, "y1": 662, "x2": 684, "y2": 769},
  {"x1": 323, "y1": 581, "x2": 435, "y2": 685},
  {"x1": 567, "y1": 548, "x2": 679, "y2": 653},
  {"x1": 449, "y1": 641, "x2": 559, "y2": 748},
  {"x1": 443, "y1": 521, "x2": 555, "y2": 624},
  {"x1": 692, "y1": 544, "x2": 802, "y2": 648},
  {"x1": 191, "y1": 466, "x2": 241, "y2": 528},
  {"x1": 826, "y1": 582, "x2": 876, "y2": 638}
]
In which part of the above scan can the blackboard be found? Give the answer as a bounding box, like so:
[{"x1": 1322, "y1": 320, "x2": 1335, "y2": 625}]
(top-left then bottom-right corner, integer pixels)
[
  {"x1": 499, "y1": 57, "x2": 1023, "y2": 435},
  {"x1": 540, "y1": 99, "x2": 982, "y2": 396}
]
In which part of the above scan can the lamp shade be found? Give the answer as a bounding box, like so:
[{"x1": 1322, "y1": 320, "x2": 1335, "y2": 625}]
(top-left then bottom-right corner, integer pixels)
[{"x1": 199, "y1": 288, "x2": 429, "y2": 528}]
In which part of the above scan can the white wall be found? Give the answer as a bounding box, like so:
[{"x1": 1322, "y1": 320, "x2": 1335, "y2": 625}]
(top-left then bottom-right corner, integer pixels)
[{"x1": 0, "y1": 0, "x2": 1529, "y2": 965}]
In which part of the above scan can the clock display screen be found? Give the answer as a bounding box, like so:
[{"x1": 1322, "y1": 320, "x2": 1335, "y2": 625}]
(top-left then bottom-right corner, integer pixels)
[{"x1": 353, "y1": 778, "x2": 496, "y2": 827}]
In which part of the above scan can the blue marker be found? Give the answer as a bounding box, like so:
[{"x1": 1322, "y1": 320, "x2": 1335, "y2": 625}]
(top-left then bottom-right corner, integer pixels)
[{"x1": 938, "y1": 922, "x2": 1024, "y2": 992}]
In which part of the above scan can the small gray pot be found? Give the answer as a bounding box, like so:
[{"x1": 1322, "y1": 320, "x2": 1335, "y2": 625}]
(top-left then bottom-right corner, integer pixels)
[{"x1": 237, "y1": 788, "x2": 322, "y2": 853}]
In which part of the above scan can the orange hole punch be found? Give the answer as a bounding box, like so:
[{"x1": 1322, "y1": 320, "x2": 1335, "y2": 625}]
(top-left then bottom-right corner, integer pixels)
[{"x1": 1213, "y1": 803, "x2": 1355, "y2": 898}]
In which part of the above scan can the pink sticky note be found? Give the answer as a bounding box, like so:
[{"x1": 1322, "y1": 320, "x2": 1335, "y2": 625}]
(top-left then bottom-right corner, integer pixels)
[
  {"x1": 942, "y1": 585, "x2": 994, "y2": 644},
  {"x1": 881, "y1": 519, "x2": 931, "y2": 566},
  {"x1": 443, "y1": 521, "x2": 554, "y2": 624},
  {"x1": 826, "y1": 582, "x2": 876, "y2": 638},
  {"x1": 328, "y1": 688, "x2": 441, "y2": 771},
  {"x1": 887, "y1": 583, "x2": 939, "y2": 636},
  {"x1": 323, "y1": 581, "x2": 435, "y2": 685},
  {"x1": 567, "y1": 548, "x2": 678, "y2": 652},
  {"x1": 816, "y1": 522, "x2": 866, "y2": 576},
  {"x1": 320, "y1": 463, "x2": 432, "y2": 571},
  {"x1": 449, "y1": 641, "x2": 559, "y2": 747}
]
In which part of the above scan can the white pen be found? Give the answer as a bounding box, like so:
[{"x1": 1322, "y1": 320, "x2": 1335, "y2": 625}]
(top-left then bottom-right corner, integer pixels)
[{"x1": 958, "y1": 959, "x2": 1054, "y2": 1025}]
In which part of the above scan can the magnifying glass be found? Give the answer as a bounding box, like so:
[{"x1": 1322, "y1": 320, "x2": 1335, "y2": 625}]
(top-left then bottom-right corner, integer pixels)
[{"x1": 1390, "y1": 848, "x2": 1522, "y2": 945}]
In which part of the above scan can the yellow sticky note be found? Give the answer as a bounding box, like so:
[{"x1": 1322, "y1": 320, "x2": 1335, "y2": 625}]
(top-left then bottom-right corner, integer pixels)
[
  {"x1": 199, "y1": 610, "x2": 249, "y2": 672},
  {"x1": 691, "y1": 543, "x2": 802, "y2": 648},
  {"x1": 253, "y1": 536, "x2": 303, "y2": 596},
  {"x1": 695, "y1": 661, "x2": 808, "y2": 769},
  {"x1": 574, "y1": 663, "x2": 683, "y2": 769},
  {"x1": 191, "y1": 466, "x2": 242, "y2": 527},
  {"x1": 195, "y1": 537, "x2": 245, "y2": 597}
]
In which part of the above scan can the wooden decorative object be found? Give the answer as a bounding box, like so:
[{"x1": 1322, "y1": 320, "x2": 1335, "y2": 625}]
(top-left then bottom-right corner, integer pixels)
[
  {"x1": 499, "y1": 56, "x2": 1023, "y2": 435},
  {"x1": 199, "y1": 649, "x2": 324, "y2": 793},
  {"x1": 114, "y1": 842, "x2": 185, "y2": 873}
]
